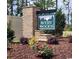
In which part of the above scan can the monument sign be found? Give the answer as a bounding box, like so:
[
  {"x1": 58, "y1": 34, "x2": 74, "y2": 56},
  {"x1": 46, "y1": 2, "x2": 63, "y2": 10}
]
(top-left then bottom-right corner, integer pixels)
[{"x1": 37, "y1": 10, "x2": 56, "y2": 30}]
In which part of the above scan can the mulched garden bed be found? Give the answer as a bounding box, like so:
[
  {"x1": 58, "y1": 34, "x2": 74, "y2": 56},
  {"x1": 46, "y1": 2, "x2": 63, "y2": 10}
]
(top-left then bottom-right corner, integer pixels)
[{"x1": 8, "y1": 37, "x2": 72, "y2": 59}]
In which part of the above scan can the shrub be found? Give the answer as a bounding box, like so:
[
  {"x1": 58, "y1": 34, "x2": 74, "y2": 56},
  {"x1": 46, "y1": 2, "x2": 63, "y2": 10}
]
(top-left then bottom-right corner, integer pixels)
[
  {"x1": 55, "y1": 9, "x2": 66, "y2": 36},
  {"x1": 47, "y1": 37, "x2": 59, "y2": 45},
  {"x1": 7, "y1": 20, "x2": 15, "y2": 43},
  {"x1": 65, "y1": 25, "x2": 72, "y2": 31},
  {"x1": 37, "y1": 45, "x2": 53, "y2": 59},
  {"x1": 28, "y1": 36, "x2": 38, "y2": 48},
  {"x1": 20, "y1": 37, "x2": 28, "y2": 45}
]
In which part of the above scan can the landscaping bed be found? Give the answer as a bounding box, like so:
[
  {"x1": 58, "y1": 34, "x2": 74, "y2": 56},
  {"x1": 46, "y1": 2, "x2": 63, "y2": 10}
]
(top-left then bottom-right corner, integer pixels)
[{"x1": 8, "y1": 37, "x2": 72, "y2": 59}]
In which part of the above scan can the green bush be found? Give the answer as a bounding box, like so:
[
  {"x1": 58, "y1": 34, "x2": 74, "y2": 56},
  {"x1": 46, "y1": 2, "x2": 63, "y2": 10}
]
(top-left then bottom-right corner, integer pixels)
[
  {"x1": 28, "y1": 36, "x2": 38, "y2": 49},
  {"x1": 38, "y1": 45, "x2": 53, "y2": 59},
  {"x1": 7, "y1": 20, "x2": 15, "y2": 43},
  {"x1": 65, "y1": 25, "x2": 72, "y2": 31}
]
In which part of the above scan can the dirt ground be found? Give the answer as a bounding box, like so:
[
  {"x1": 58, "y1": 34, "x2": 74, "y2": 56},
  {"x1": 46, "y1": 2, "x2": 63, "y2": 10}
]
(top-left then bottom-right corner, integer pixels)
[{"x1": 8, "y1": 38, "x2": 72, "y2": 59}]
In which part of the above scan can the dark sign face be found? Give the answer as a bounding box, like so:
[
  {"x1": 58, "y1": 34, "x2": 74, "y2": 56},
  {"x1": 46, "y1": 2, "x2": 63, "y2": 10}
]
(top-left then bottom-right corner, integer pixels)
[{"x1": 37, "y1": 10, "x2": 56, "y2": 30}]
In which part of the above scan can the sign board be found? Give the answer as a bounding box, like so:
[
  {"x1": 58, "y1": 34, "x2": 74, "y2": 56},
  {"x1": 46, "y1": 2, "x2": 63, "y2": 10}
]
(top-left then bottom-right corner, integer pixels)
[{"x1": 37, "y1": 10, "x2": 56, "y2": 30}]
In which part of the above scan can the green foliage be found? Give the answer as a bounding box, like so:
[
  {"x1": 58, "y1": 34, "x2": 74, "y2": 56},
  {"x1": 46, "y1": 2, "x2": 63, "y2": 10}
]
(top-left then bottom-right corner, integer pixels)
[
  {"x1": 38, "y1": 45, "x2": 53, "y2": 59},
  {"x1": 7, "y1": 0, "x2": 12, "y2": 4},
  {"x1": 65, "y1": 25, "x2": 72, "y2": 31},
  {"x1": 7, "y1": 0, "x2": 13, "y2": 15},
  {"x1": 34, "y1": 0, "x2": 55, "y2": 10},
  {"x1": 28, "y1": 36, "x2": 38, "y2": 48},
  {"x1": 55, "y1": 9, "x2": 66, "y2": 36},
  {"x1": 7, "y1": 20, "x2": 15, "y2": 43},
  {"x1": 7, "y1": 0, "x2": 24, "y2": 16},
  {"x1": 44, "y1": 9, "x2": 66, "y2": 36},
  {"x1": 63, "y1": 0, "x2": 66, "y2": 2}
]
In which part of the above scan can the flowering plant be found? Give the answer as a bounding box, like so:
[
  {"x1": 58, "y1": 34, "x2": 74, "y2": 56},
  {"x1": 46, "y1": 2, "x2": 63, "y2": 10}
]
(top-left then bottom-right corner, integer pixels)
[
  {"x1": 28, "y1": 36, "x2": 37, "y2": 48},
  {"x1": 36, "y1": 44, "x2": 53, "y2": 59}
]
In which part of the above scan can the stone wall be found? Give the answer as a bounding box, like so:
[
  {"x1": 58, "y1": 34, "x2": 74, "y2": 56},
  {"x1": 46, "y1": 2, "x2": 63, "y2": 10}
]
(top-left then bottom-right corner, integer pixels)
[
  {"x1": 7, "y1": 7, "x2": 40, "y2": 41},
  {"x1": 7, "y1": 16, "x2": 23, "y2": 42}
]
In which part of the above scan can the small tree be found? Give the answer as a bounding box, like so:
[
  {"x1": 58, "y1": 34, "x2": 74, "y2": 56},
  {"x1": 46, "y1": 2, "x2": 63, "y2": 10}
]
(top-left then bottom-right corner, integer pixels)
[
  {"x1": 55, "y1": 9, "x2": 66, "y2": 36},
  {"x1": 7, "y1": 20, "x2": 15, "y2": 43},
  {"x1": 34, "y1": 0, "x2": 55, "y2": 10}
]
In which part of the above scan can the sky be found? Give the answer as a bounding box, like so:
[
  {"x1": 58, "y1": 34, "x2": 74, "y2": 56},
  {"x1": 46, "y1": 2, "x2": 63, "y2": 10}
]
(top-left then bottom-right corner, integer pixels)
[
  {"x1": 12, "y1": 0, "x2": 72, "y2": 24},
  {"x1": 13, "y1": 0, "x2": 72, "y2": 14},
  {"x1": 57, "y1": 0, "x2": 72, "y2": 24}
]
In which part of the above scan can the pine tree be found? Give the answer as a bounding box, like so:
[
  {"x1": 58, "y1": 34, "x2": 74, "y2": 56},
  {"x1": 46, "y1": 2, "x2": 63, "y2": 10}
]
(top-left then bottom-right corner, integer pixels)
[{"x1": 34, "y1": 0, "x2": 55, "y2": 10}]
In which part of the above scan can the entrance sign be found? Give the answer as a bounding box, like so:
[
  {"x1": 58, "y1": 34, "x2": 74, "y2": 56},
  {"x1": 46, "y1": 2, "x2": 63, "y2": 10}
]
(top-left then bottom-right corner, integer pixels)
[{"x1": 37, "y1": 10, "x2": 56, "y2": 30}]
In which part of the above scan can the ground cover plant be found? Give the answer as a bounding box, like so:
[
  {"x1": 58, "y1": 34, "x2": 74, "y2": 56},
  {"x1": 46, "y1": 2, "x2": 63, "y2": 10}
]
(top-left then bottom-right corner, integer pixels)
[
  {"x1": 36, "y1": 44, "x2": 53, "y2": 59},
  {"x1": 47, "y1": 37, "x2": 59, "y2": 45},
  {"x1": 20, "y1": 37, "x2": 28, "y2": 45}
]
